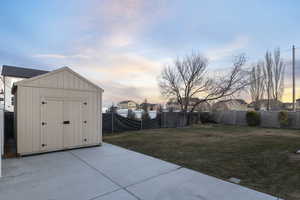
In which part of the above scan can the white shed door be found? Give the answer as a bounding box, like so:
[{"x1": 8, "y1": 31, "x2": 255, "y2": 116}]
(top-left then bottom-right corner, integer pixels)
[
  {"x1": 41, "y1": 99, "x2": 64, "y2": 151},
  {"x1": 63, "y1": 101, "x2": 83, "y2": 148}
]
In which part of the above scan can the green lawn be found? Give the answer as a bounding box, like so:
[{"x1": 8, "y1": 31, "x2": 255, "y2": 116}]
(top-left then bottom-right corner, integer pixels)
[{"x1": 104, "y1": 124, "x2": 300, "y2": 200}]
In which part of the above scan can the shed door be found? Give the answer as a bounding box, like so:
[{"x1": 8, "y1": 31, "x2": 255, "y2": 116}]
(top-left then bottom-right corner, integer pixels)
[
  {"x1": 82, "y1": 95, "x2": 99, "y2": 145},
  {"x1": 41, "y1": 99, "x2": 63, "y2": 151},
  {"x1": 63, "y1": 101, "x2": 83, "y2": 148}
]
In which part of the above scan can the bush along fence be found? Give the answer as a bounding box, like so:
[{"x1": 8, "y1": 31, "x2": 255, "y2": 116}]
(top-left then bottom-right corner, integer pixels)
[
  {"x1": 211, "y1": 110, "x2": 300, "y2": 129},
  {"x1": 102, "y1": 112, "x2": 201, "y2": 133}
]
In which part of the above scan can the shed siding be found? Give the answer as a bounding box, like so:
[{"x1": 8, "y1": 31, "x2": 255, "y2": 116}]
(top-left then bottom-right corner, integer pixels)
[{"x1": 16, "y1": 69, "x2": 102, "y2": 155}]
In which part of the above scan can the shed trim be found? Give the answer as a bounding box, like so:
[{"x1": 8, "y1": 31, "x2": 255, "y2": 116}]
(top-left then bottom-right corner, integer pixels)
[
  {"x1": 14, "y1": 67, "x2": 104, "y2": 92},
  {"x1": 13, "y1": 85, "x2": 100, "y2": 94}
]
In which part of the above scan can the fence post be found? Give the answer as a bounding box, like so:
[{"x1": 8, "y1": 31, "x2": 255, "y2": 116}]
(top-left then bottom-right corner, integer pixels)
[
  {"x1": 141, "y1": 115, "x2": 143, "y2": 130},
  {"x1": 164, "y1": 112, "x2": 166, "y2": 128},
  {"x1": 111, "y1": 112, "x2": 114, "y2": 133}
]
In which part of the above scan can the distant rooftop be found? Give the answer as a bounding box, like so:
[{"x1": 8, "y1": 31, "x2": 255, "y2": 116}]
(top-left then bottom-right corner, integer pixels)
[
  {"x1": 118, "y1": 100, "x2": 137, "y2": 104},
  {"x1": 1, "y1": 65, "x2": 49, "y2": 78}
]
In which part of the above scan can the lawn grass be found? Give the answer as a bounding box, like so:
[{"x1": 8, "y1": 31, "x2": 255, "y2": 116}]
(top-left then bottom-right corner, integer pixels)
[{"x1": 104, "y1": 124, "x2": 300, "y2": 200}]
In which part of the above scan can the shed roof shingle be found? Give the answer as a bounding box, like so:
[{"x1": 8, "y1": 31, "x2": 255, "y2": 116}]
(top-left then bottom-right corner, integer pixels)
[{"x1": 1, "y1": 65, "x2": 49, "y2": 78}]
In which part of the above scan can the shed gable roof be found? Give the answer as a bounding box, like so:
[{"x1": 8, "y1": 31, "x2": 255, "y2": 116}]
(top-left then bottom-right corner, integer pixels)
[
  {"x1": 14, "y1": 67, "x2": 104, "y2": 92},
  {"x1": 2, "y1": 65, "x2": 49, "y2": 78}
]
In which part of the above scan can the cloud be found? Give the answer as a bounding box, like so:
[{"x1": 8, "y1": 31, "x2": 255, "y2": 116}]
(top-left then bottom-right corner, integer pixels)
[
  {"x1": 30, "y1": 36, "x2": 251, "y2": 106},
  {"x1": 204, "y1": 36, "x2": 250, "y2": 62},
  {"x1": 76, "y1": 0, "x2": 168, "y2": 49},
  {"x1": 28, "y1": 0, "x2": 171, "y2": 107},
  {"x1": 33, "y1": 48, "x2": 166, "y2": 106},
  {"x1": 92, "y1": 80, "x2": 163, "y2": 106},
  {"x1": 34, "y1": 54, "x2": 90, "y2": 59}
]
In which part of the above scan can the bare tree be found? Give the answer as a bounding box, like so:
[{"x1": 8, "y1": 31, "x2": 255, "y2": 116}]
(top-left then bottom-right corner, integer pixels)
[
  {"x1": 159, "y1": 52, "x2": 249, "y2": 123},
  {"x1": 263, "y1": 48, "x2": 285, "y2": 110},
  {"x1": 264, "y1": 51, "x2": 273, "y2": 110},
  {"x1": 249, "y1": 62, "x2": 265, "y2": 110},
  {"x1": 272, "y1": 48, "x2": 285, "y2": 100}
]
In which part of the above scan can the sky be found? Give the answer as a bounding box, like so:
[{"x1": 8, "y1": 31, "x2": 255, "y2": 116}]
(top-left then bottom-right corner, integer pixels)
[{"x1": 1, "y1": 0, "x2": 300, "y2": 106}]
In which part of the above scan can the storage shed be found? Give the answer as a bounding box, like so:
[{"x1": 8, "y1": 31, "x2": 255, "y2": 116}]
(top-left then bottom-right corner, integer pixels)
[{"x1": 12, "y1": 67, "x2": 103, "y2": 155}]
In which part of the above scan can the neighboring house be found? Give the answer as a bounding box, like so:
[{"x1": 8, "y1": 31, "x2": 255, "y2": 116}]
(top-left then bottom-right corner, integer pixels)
[
  {"x1": 212, "y1": 99, "x2": 248, "y2": 111},
  {"x1": 248, "y1": 99, "x2": 283, "y2": 111},
  {"x1": 116, "y1": 109, "x2": 128, "y2": 117},
  {"x1": 1, "y1": 65, "x2": 49, "y2": 111},
  {"x1": 140, "y1": 102, "x2": 159, "y2": 111},
  {"x1": 166, "y1": 97, "x2": 211, "y2": 112},
  {"x1": 166, "y1": 98, "x2": 180, "y2": 111},
  {"x1": 116, "y1": 109, "x2": 157, "y2": 119},
  {"x1": 118, "y1": 100, "x2": 138, "y2": 110}
]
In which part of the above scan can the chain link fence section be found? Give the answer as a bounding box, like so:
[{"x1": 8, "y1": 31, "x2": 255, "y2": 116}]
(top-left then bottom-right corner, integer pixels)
[{"x1": 103, "y1": 112, "x2": 201, "y2": 134}]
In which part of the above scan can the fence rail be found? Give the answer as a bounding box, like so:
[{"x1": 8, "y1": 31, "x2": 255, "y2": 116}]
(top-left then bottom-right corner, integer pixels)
[
  {"x1": 102, "y1": 112, "x2": 201, "y2": 133},
  {"x1": 6, "y1": 110, "x2": 298, "y2": 136},
  {"x1": 212, "y1": 110, "x2": 300, "y2": 129}
]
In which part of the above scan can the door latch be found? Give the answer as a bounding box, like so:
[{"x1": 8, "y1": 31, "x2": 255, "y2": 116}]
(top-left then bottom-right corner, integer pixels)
[
  {"x1": 63, "y1": 121, "x2": 70, "y2": 124},
  {"x1": 41, "y1": 144, "x2": 47, "y2": 147},
  {"x1": 42, "y1": 122, "x2": 47, "y2": 126}
]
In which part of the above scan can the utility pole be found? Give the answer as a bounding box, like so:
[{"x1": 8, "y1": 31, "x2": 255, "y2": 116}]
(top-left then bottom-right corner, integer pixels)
[{"x1": 292, "y1": 45, "x2": 296, "y2": 111}]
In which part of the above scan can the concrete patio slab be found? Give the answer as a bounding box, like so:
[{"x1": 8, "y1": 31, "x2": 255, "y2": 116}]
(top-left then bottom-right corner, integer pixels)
[
  {"x1": 94, "y1": 189, "x2": 137, "y2": 200},
  {"x1": 127, "y1": 167, "x2": 279, "y2": 200},
  {"x1": 0, "y1": 143, "x2": 280, "y2": 200},
  {"x1": 0, "y1": 151, "x2": 119, "y2": 200},
  {"x1": 71, "y1": 143, "x2": 180, "y2": 187}
]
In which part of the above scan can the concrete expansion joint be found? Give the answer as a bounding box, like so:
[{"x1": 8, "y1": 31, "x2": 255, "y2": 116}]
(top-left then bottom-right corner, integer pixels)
[
  {"x1": 69, "y1": 151, "x2": 182, "y2": 200},
  {"x1": 123, "y1": 188, "x2": 142, "y2": 200},
  {"x1": 68, "y1": 151, "x2": 123, "y2": 187},
  {"x1": 123, "y1": 165, "x2": 183, "y2": 189}
]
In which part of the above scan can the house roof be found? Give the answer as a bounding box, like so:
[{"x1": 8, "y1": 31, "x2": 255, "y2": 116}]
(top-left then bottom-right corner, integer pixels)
[
  {"x1": 217, "y1": 99, "x2": 247, "y2": 105},
  {"x1": 166, "y1": 97, "x2": 201, "y2": 104},
  {"x1": 2, "y1": 65, "x2": 49, "y2": 78},
  {"x1": 140, "y1": 102, "x2": 157, "y2": 106},
  {"x1": 249, "y1": 99, "x2": 282, "y2": 105},
  {"x1": 118, "y1": 100, "x2": 137, "y2": 104}
]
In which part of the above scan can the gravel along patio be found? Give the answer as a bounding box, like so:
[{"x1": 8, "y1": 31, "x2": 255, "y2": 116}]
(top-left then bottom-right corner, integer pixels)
[{"x1": 1, "y1": 142, "x2": 281, "y2": 200}]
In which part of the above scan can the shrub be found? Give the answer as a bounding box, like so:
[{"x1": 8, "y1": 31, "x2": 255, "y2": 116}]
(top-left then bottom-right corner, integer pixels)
[
  {"x1": 246, "y1": 111, "x2": 260, "y2": 126},
  {"x1": 278, "y1": 111, "x2": 289, "y2": 127}
]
